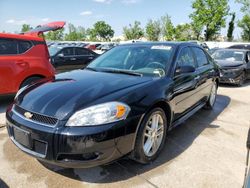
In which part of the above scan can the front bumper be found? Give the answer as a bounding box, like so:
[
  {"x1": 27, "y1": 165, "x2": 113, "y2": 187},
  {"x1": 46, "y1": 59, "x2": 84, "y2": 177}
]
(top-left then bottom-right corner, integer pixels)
[
  {"x1": 6, "y1": 106, "x2": 141, "y2": 168},
  {"x1": 219, "y1": 69, "x2": 243, "y2": 84}
]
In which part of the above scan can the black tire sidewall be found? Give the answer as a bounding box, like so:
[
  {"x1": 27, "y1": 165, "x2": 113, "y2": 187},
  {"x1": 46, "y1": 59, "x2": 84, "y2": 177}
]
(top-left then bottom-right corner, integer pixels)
[
  {"x1": 133, "y1": 107, "x2": 167, "y2": 164},
  {"x1": 205, "y1": 81, "x2": 217, "y2": 109}
]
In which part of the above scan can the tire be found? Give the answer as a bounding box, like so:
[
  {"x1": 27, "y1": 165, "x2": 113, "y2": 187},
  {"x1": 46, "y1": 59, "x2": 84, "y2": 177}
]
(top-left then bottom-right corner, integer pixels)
[
  {"x1": 237, "y1": 71, "x2": 246, "y2": 87},
  {"x1": 132, "y1": 108, "x2": 167, "y2": 164},
  {"x1": 204, "y1": 81, "x2": 217, "y2": 110},
  {"x1": 20, "y1": 76, "x2": 42, "y2": 89}
]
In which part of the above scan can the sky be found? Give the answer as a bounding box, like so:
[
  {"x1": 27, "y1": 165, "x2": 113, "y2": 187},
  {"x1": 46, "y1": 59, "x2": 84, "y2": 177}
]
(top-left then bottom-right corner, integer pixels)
[{"x1": 0, "y1": 0, "x2": 244, "y2": 39}]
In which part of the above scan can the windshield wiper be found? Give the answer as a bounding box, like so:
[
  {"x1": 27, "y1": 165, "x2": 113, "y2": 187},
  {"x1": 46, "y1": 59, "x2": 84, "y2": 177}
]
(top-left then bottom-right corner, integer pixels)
[
  {"x1": 100, "y1": 69, "x2": 143, "y2": 77},
  {"x1": 85, "y1": 67, "x2": 98, "y2": 71}
]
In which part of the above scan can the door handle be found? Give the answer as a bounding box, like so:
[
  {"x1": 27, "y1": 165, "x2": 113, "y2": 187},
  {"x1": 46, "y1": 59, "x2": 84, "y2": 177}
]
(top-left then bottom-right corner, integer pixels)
[
  {"x1": 88, "y1": 56, "x2": 94, "y2": 60},
  {"x1": 70, "y1": 58, "x2": 76, "y2": 61}
]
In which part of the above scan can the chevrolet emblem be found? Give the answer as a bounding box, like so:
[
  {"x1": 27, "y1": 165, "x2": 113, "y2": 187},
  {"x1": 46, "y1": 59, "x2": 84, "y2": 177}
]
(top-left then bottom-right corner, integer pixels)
[{"x1": 24, "y1": 112, "x2": 33, "y2": 119}]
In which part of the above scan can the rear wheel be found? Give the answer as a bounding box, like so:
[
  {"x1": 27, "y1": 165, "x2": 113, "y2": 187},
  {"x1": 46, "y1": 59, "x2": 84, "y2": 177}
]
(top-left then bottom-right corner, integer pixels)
[
  {"x1": 20, "y1": 76, "x2": 42, "y2": 89},
  {"x1": 205, "y1": 81, "x2": 217, "y2": 110},
  {"x1": 132, "y1": 108, "x2": 167, "y2": 164}
]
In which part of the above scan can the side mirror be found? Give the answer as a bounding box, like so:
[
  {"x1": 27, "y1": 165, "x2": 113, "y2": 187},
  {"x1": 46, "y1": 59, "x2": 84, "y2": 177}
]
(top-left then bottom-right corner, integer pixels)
[
  {"x1": 57, "y1": 53, "x2": 64, "y2": 58},
  {"x1": 175, "y1": 65, "x2": 195, "y2": 75}
]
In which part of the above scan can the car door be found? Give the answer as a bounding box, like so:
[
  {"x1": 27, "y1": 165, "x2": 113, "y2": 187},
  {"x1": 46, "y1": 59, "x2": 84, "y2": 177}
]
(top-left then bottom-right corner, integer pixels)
[
  {"x1": 172, "y1": 47, "x2": 201, "y2": 120},
  {"x1": 75, "y1": 47, "x2": 96, "y2": 68},
  {"x1": 0, "y1": 38, "x2": 18, "y2": 94},
  {"x1": 53, "y1": 47, "x2": 75, "y2": 73},
  {"x1": 191, "y1": 47, "x2": 215, "y2": 101}
]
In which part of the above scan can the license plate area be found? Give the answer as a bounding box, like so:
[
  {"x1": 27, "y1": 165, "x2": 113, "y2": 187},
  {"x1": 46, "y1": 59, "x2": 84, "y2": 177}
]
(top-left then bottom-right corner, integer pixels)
[{"x1": 13, "y1": 127, "x2": 31, "y2": 149}]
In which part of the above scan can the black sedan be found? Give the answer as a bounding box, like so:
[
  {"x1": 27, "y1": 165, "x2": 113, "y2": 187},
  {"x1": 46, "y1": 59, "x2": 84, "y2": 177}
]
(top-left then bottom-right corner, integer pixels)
[
  {"x1": 212, "y1": 49, "x2": 250, "y2": 86},
  {"x1": 6, "y1": 42, "x2": 219, "y2": 168},
  {"x1": 49, "y1": 45, "x2": 98, "y2": 73}
]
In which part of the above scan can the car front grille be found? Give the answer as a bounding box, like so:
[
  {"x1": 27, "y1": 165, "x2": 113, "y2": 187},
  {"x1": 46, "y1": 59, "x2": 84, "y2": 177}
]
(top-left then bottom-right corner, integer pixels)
[{"x1": 14, "y1": 105, "x2": 58, "y2": 126}]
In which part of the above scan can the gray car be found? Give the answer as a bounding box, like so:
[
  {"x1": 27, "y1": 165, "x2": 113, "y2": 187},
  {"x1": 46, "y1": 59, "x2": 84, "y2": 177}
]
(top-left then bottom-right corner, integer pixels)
[{"x1": 212, "y1": 49, "x2": 250, "y2": 86}]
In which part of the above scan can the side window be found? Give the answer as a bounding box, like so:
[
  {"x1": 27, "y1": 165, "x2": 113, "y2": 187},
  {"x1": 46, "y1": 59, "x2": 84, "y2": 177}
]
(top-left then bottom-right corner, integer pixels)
[
  {"x1": 177, "y1": 47, "x2": 196, "y2": 68},
  {"x1": 18, "y1": 40, "x2": 32, "y2": 54},
  {"x1": 0, "y1": 39, "x2": 18, "y2": 55},
  {"x1": 61, "y1": 48, "x2": 74, "y2": 56},
  {"x1": 75, "y1": 48, "x2": 91, "y2": 55},
  {"x1": 192, "y1": 47, "x2": 209, "y2": 67}
]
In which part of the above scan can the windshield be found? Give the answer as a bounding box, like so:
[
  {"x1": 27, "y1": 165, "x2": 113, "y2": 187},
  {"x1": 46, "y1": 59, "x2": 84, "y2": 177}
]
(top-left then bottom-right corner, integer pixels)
[
  {"x1": 212, "y1": 50, "x2": 244, "y2": 61},
  {"x1": 88, "y1": 44, "x2": 174, "y2": 77},
  {"x1": 48, "y1": 46, "x2": 61, "y2": 56}
]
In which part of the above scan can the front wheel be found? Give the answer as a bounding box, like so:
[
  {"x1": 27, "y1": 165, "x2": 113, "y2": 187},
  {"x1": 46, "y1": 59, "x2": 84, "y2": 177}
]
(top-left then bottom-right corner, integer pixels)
[
  {"x1": 205, "y1": 81, "x2": 217, "y2": 110},
  {"x1": 132, "y1": 108, "x2": 167, "y2": 164}
]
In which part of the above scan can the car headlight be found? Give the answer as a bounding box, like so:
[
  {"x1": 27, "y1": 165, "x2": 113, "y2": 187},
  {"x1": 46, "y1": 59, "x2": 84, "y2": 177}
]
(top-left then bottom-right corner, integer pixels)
[{"x1": 66, "y1": 102, "x2": 131, "y2": 127}]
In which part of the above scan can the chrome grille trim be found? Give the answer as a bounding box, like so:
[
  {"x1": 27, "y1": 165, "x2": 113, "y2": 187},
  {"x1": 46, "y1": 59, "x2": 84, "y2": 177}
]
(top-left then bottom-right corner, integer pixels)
[{"x1": 13, "y1": 105, "x2": 58, "y2": 127}]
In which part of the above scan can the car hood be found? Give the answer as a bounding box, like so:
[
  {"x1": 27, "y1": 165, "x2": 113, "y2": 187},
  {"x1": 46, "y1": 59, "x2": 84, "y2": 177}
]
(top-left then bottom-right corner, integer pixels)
[
  {"x1": 16, "y1": 70, "x2": 153, "y2": 120},
  {"x1": 215, "y1": 60, "x2": 244, "y2": 68}
]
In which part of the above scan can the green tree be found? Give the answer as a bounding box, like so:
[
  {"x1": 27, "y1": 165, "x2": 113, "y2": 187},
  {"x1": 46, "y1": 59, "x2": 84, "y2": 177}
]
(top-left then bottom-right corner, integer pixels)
[
  {"x1": 227, "y1": 13, "x2": 236, "y2": 41},
  {"x1": 86, "y1": 28, "x2": 97, "y2": 41},
  {"x1": 145, "y1": 19, "x2": 161, "y2": 41},
  {"x1": 92, "y1": 21, "x2": 114, "y2": 41},
  {"x1": 77, "y1": 26, "x2": 87, "y2": 41},
  {"x1": 175, "y1": 23, "x2": 194, "y2": 41},
  {"x1": 45, "y1": 28, "x2": 64, "y2": 41},
  {"x1": 190, "y1": 19, "x2": 203, "y2": 40},
  {"x1": 64, "y1": 23, "x2": 79, "y2": 41},
  {"x1": 161, "y1": 14, "x2": 175, "y2": 41},
  {"x1": 21, "y1": 24, "x2": 32, "y2": 33},
  {"x1": 238, "y1": 14, "x2": 250, "y2": 41},
  {"x1": 190, "y1": 0, "x2": 229, "y2": 41},
  {"x1": 236, "y1": 0, "x2": 250, "y2": 13},
  {"x1": 123, "y1": 21, "x2": 144, "y2": 40}
]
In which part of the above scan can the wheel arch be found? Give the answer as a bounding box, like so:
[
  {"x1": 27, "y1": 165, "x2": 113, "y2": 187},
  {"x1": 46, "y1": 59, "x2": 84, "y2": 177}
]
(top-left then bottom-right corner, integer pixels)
[
  {"x1": 19, "y1": 74, "x2": 45, "y2": 89},
  {"x1": 131, "y1": 100, "x2": 173, "y2": 151}
]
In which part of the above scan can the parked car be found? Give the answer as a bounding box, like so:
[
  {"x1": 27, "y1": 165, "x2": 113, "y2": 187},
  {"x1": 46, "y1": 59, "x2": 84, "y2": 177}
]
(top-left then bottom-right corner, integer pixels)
[
  {"x1": 49, "y1": 45, "x2": 98, "y2": 73},
  {"x1": 6, "y1": 42, "x2": 219, "y2": 168},
  {"x1": 85, "y1": 44, "x2": 101, "y2": 51},
  {"x1": 96, "y1": 43, "x2": 116, "y2": 51},
  {"x1": 0, "y1": 21, "x2": 65, "y2": 96},
  {"x1": 227, "y1": 44, "x2": 250, "y2": 50},
  {"x1": 212, "y1": 49, "x2": 250, "y2": 86},
  {"x1": 208, "y1": 47, "x2": 220, "y2": 55}
]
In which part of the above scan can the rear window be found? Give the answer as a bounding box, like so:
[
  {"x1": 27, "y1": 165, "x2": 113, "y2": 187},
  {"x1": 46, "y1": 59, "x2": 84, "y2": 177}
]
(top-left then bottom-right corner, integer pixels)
[
  {"x1": 18, "y1": 40, "x2": 32, "y2": 54},
  {"x1": 0, "y1": 39, "x2": 18, "y2": 55}
]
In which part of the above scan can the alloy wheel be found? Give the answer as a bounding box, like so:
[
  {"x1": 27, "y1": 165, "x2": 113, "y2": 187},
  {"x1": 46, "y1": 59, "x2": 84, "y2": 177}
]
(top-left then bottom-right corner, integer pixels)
[
  {"x1": 209, "y1": 82, "x2": 217, "y2": 106},
  {"x1": 142, "y1": 113, "x2": 164, "y2": 157}
]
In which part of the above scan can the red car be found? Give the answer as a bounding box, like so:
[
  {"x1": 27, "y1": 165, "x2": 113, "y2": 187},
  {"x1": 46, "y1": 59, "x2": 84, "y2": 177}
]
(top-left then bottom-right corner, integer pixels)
[{"x1": 0, "y1": 21, "x2": 65, "y2": 96}]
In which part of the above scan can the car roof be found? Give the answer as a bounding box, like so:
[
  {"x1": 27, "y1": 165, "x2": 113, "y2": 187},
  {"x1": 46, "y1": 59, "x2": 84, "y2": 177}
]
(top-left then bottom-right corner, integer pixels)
[
  {"x1": 0, "y1": 32, "x2": 44, "y2": 41},
  {"x1": 216, "y1": 48, "x2": 249, "y2": 52},
  {"x1": 119, "y1": 41, "x2": 200, "y2": 48}
]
